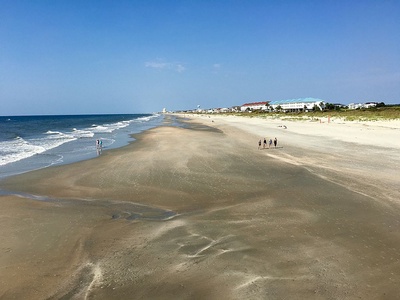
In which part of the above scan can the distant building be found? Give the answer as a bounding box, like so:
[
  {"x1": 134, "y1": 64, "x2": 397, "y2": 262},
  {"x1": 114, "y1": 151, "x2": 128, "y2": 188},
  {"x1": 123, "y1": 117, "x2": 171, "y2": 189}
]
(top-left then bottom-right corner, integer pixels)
[
  {"x1": 364, "y1": 102, "x2": 378, "y2": 108},
  {"x1": 269, "y1": 98, "x2": 325, "y2": 112},
  {"x1": 162, "y1": 108, "x2": 167, "y2": 113},
  {"x1": 348, "y1": 102, "x2": 377, "y2": 109},
  {"x1": 348, "y1": 103, "x2": 363, "y2": 110},
  {"x1": 332, "y1": 103, "x2": 346, "y2": 109},
  {"x1": 206, "y1": 107, "x2": 231, "y2": 113},
  {"x1": 240, "y1": 101, "x2": 269, "y2": 112},
  {"x1": 231, "y1": 106, "x2": 241, "y2": 112}
]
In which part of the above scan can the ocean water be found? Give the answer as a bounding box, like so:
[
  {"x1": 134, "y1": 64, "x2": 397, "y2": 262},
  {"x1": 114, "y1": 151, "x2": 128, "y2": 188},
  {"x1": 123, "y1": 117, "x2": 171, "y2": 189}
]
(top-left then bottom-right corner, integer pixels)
[{"x1": 0, "y1": 114, "x2": 163, "y2": 178}]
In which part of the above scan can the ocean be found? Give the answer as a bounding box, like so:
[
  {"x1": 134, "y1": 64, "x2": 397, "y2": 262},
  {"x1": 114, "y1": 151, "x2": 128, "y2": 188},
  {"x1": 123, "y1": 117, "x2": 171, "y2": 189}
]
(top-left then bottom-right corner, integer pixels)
[{"x1": 0, "y1": 114, "x2": 163, "y2": 179}]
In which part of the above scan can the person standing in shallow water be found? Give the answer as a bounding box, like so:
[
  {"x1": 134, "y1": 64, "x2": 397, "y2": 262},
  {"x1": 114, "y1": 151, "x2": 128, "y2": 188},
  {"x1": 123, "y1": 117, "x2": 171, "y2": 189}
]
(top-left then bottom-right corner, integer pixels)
[
  {"x1": 269, "y1": 139, "x2": 272, "y2": 148},
  {"x1": 263, "y1": 138, "x2": 267, "y2": 149},
  {"x1": 274, "y1": 137, "x2": 277, "y2": 148},
  {"x1": 258, "y1": 139, "x2": 262, "y2": 149}
]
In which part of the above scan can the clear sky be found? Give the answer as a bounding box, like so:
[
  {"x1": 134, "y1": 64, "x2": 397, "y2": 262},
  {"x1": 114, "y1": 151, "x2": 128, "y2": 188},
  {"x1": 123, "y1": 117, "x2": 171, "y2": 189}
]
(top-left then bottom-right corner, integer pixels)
[{"x1": 1, "y1": 0, "x2": 399, "y2": 115}]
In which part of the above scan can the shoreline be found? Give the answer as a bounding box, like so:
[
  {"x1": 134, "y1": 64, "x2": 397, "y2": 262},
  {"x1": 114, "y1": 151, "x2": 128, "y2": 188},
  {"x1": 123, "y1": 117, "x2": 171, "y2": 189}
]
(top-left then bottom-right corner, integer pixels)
[
  {"x1": 1, "y1": 115, "x2": 400, "y2": 299},
  {"x1": 0, "y1": 113, "x2": 163, "y2": 180}
]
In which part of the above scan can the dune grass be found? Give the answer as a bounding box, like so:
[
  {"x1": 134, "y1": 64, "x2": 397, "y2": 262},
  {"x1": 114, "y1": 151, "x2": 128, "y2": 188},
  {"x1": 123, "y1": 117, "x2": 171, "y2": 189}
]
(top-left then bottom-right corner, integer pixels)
[{"x1": 232, "y1": 106, "x2": 400, "y2": 121}]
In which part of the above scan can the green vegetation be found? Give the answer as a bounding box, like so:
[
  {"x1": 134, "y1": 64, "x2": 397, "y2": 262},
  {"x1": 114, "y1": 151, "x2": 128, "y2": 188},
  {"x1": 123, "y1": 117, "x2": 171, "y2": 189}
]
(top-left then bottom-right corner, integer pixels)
[
  {"x1": 226, "y1": 106, "x2": 400, "y2": 121},
  {"x1": 302, "y1": 106, "x2": 400, "y2": 121}
]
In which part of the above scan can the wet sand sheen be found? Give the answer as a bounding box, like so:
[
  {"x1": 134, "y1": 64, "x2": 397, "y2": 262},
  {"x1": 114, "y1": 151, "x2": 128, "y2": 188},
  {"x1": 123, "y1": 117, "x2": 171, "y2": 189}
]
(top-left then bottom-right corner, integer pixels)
[{"x1": 1, "y1": 115, "x2": 400, "y2": 299}]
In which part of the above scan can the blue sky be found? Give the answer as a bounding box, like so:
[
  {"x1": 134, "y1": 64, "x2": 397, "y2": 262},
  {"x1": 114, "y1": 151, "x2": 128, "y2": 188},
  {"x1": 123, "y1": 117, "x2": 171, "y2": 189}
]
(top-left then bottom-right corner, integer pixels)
[{"x1": 1, "y1": 0, "x2": 399, "y2": 115}]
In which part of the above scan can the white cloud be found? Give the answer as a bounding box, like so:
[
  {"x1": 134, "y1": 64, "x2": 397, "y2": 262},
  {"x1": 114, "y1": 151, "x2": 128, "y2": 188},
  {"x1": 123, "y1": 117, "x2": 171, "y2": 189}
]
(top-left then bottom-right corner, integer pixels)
[
  {"x1": 145, "y1": 60, "x2": 186, "y2": 73},
  {"x1": 211, "y1": 63, "x2": 222, "y2": 74},
  {"x1": 145, "y1": 61, "x2": 170, "y2": 69},
  {"x1": 213, "y1": 63, "x2": 221, "y2": 69},
  {"x1": 175, "y1": 64, "x2": 186, "y2": 73}
]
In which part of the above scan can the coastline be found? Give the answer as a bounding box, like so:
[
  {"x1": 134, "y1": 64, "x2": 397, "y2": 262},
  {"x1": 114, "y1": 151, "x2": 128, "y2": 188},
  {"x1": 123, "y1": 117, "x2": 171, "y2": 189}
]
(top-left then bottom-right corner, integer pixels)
[
  {"x1": 1, "y1": 114, "x2": 400, "y2": 299},
  {"x1": 0, "y1": 113, "x2": 162, "y2": 179}
]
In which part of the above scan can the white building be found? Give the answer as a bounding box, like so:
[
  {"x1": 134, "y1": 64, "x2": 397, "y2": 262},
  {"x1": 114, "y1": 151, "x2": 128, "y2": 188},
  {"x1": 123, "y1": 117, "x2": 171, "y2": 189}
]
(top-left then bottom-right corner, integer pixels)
[
  {"x1": 269, "y1": 98, "x2": 325, "y2": 112},
  {"x1": 348, "y1": 103, "x2": 363, "y2": 110},
  {"x1": 348, "y1": 102, "x2": 378, "y2": 109},
  {"x1": 364, "y1": 102, "x2": 378, "y2": 108}
]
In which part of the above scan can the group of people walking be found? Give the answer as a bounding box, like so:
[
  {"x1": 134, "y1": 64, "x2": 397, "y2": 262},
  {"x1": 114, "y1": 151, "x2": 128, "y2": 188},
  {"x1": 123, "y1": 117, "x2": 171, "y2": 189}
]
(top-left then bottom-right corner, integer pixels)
[{"x1": 258, "y1": 137, "x2": 277, "y2": 149}]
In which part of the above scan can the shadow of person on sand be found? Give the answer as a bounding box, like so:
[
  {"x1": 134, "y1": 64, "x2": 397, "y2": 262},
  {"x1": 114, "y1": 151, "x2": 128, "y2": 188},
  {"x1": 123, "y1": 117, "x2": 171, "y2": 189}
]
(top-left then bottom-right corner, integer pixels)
[{"x1": 261, "y1": 146, "x2": 283, "y2": 150}]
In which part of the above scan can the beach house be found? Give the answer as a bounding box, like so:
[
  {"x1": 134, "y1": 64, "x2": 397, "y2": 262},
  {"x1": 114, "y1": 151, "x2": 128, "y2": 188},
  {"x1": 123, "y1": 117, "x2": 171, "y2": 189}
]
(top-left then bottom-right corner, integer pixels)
[
  {"x1": 268, "y1": 98, "x2": 325, "y2": 112},
  {"x1": 348, "y1": 102, "x2": 378, "y2": 109},
  {"x1": 348, "y1": 103, "x2": 363, "y2": 110},
  {"x1": 364, "y1": 102, "x2": 378, "y2": 108}
]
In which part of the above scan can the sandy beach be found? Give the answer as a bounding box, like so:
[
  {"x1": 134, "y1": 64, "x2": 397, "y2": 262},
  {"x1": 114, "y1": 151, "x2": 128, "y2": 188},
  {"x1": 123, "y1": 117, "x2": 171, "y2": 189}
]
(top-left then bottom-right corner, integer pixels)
[{"x1": 1, "y1": 114, "x2": 400, "y2": 299}]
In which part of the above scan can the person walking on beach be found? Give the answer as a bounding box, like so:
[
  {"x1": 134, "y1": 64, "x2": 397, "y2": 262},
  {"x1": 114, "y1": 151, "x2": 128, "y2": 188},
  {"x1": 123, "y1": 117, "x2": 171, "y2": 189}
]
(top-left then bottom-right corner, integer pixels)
[
  {"x1": 269, "y1": 138, "x2": 272, "y2": 148},
  {"x1": 263, "y1": 138, "x2": 267, "y2": 149},
  {"x1": 258, "y1": 139, "x2": 262, "y2": 150},
  {"x1": 274, "y1": 137, "x2": 277, "y2": 148}
]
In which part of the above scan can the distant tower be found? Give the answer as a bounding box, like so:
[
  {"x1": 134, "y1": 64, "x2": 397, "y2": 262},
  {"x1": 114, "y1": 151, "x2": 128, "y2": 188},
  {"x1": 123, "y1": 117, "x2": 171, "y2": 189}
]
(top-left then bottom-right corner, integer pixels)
[{"x1": 162, "y1": 108, "x2": 167, "y2": 113}]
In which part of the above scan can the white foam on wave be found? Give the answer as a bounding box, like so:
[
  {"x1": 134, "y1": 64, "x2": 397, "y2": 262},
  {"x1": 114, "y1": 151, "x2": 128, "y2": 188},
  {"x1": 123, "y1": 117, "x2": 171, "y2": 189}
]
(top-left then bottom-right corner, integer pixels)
[
  {"x1": 45, "y1": 130, "x2": 63, "y2": 135},
  {"x1": 72, "y1": 128, "x2": 95, "y2": 138},
  {"x1": 134, "y1": 114, "x2": 160, "y2": 122},
  {"x1": 91, "y1": 117, "x2": 143, "y2": 133},
  {"x1": 0, "y1": 134, "x2": 77, "y2": 166},
  {"x1": 91, "y1": 114, "x2": 159, "y2": 133},
  {"x1": 0, "y1": 137, "x2": 43, "y2": 166},
  {"x1": 0, "y1": 114, "x2": 159, "y2": 167},
  {"x1": 50, "y1": 155, "x2": 64, "y2": 166},
  {"x1": 91, "y1": 125, "x2": 112, "y2": 132}
]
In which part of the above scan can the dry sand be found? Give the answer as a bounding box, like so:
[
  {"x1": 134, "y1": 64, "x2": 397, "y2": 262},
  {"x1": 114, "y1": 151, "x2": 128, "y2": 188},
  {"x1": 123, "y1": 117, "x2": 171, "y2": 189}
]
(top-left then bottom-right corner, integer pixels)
[{"x1": 1, "y1": 114, "x2": 400, "y2": 299}]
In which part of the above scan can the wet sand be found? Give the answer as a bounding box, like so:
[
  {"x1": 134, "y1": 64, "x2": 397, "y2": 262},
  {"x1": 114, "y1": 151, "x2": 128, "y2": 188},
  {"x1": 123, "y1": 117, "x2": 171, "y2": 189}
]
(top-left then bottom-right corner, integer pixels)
[{"x1": 1, "y1": 114, "x2": 400, "y2": 299}]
